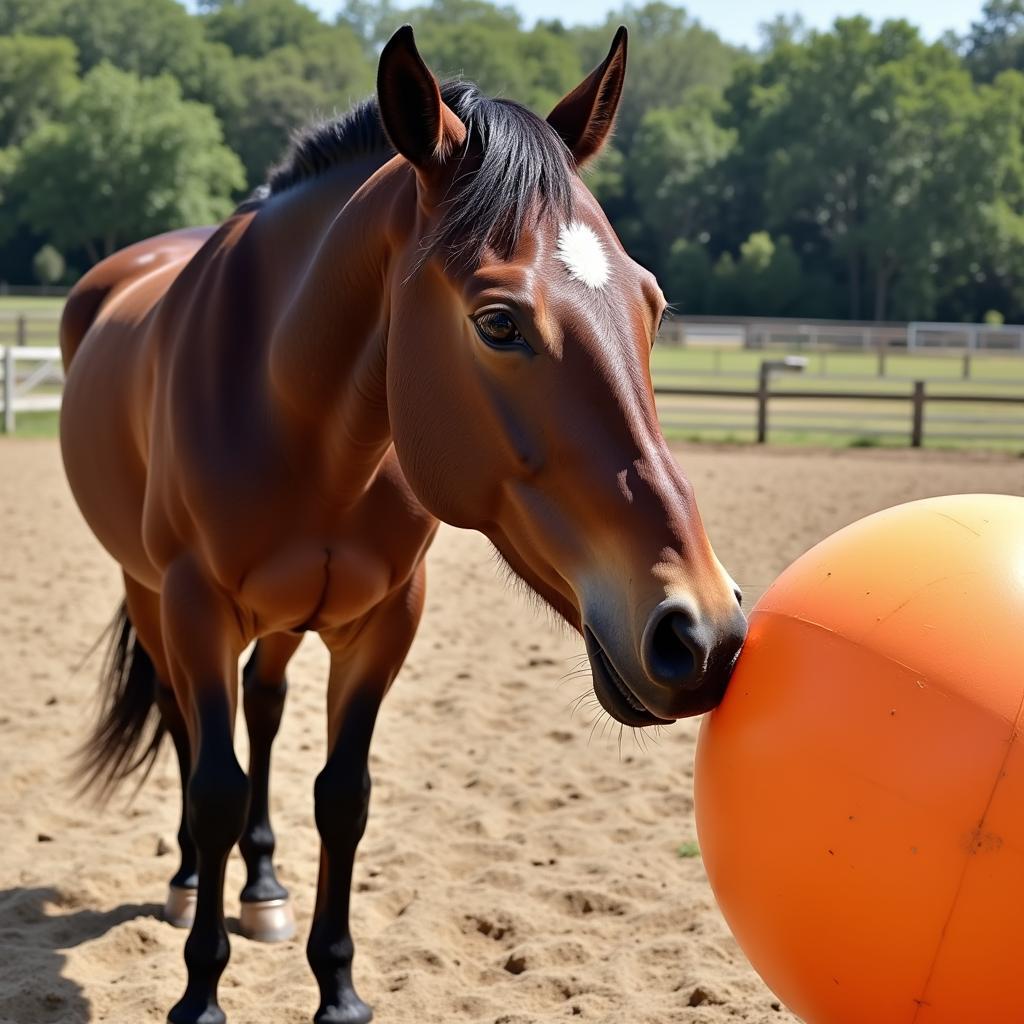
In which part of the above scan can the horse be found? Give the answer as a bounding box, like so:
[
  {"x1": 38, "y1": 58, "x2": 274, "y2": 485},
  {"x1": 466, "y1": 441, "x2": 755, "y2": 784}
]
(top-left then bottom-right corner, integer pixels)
[{"x1": 58, "y1": 25, "x2": 746, "y2": 1024}]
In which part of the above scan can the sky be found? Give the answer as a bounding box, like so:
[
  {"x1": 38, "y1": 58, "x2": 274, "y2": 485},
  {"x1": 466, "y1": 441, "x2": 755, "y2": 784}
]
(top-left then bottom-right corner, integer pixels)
[{"x1": 311, "y1": 0, "x2": 982, "y2": 49}]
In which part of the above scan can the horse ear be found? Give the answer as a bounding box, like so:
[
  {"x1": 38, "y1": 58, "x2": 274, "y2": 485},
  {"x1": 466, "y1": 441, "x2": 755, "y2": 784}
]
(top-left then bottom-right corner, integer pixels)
[
  {"x1": 547, "y1": 26, "x2": 627, "y2": 168},
  {"x1": 377, "y1": 25, "x2": 465, "y2": 173}
]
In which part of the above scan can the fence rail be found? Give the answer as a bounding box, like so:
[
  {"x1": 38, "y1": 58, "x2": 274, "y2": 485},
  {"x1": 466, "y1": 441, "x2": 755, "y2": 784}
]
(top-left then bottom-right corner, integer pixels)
[
  {"x1": 653, "y1": 368, "x2": 1024, "y2": 448},
  {"x1": 1, "y1": 346, "x2": 63, "y2": 433}
]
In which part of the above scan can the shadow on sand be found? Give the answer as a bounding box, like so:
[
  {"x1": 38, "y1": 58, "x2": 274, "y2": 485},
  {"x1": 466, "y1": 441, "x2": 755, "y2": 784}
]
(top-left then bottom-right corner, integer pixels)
[{"x1": 0, "y1": 887, "x2": 162, "y2": 1023}]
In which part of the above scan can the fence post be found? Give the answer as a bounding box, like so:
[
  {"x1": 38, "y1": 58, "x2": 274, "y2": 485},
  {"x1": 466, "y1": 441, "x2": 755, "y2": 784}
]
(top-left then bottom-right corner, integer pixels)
[
  {"x1": 962, "y1": 352, "x2": 971, "y2": 380},
  {"x1": 3, "y1": 347, "x2": 14, "y2": 434},
  {"x1": 911, "y1": 380, "x2": 925, "y2": 448},
  {"x1": 16, "y1": 315, "x2": 26, "y2": 347},
  {"x1": 877, "y1": 341, "x2": 887, "y2": 377},
  {"x1": 757, "y1": 362, "x2": 770, "y2": 443}
]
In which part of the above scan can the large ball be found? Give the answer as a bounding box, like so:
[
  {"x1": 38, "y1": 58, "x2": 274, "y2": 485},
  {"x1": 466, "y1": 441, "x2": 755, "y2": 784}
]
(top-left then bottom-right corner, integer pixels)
[{"x1": 694, "y1": 493, "x2": 1024, "y2": 1024}]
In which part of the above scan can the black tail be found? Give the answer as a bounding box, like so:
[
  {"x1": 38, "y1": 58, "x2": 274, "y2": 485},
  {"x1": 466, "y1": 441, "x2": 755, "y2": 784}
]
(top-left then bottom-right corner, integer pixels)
[{"x1": 77, "y1": 601, "x2": 166, "y2": 801}]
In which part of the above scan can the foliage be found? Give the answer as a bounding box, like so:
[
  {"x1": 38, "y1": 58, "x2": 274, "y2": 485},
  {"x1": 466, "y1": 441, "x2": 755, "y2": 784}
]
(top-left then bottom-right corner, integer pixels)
[
  {"x1": 201, "y1": 0, "x2": 324, "y2": 59},
  {"x1": 32, "y1": 243, "x2": 64, "y2": 284},
  {"x1": 0, "y1": 35, "x2": 79, "y2": 146},
  {"x1": 0, "y1": 0, "x2": 1022, "y2": 325},
  {"x1": 4, "y1": 63, "x2": 244, "y2": 263},
  {"x1": 718, "y1": 18, "x2": 1024, "y2": 319},
  {"x1": 962, "y1": 0, "x2": 1024, "y2": 80},
  {"x1": 627, "y1": 91, "x2": 735, "y2": 265}
]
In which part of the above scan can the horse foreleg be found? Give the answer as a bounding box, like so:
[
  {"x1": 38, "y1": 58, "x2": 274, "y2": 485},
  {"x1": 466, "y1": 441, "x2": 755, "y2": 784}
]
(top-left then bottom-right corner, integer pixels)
[
  {"x1": 162, "y1": 558, "x2": 250, "y2": 1024},
  {"x1": 238, "y1": 631, "x2": 301, "y2": 942},
  {"x1": 307, "y1": 568, "x2": 426, "y2": 1024}
]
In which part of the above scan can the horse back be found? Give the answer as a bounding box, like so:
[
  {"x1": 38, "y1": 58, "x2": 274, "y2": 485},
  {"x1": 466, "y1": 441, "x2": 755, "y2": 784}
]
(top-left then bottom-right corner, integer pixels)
[{"x1": 60, "y1": 227, "x2": 217, "y2": 372}]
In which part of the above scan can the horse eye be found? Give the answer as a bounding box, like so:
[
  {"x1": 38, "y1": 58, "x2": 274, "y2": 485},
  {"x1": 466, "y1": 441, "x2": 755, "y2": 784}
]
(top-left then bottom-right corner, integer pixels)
[{"x1": 473, "y1": 311, "x2": 523, "y2": 348}]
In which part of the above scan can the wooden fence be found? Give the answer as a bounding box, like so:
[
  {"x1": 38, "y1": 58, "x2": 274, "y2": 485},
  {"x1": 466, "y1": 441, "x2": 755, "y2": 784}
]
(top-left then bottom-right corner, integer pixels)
[
  {"x1": 655, "y1": 380, "x2": 1024, "y2": 448},
  {"x1": 0, "y1": 312, "x2": 61, "y2": 348}
]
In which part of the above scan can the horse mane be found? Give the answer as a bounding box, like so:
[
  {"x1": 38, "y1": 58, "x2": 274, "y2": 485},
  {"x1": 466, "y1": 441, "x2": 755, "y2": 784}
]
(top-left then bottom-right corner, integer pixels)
[{"x1": 259, "y1": 80, "x2": 575, "y2": 266}]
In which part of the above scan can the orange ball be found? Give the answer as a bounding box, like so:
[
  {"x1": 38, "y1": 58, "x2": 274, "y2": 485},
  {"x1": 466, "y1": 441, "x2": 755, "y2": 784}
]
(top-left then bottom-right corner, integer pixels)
[{"x1": 695, "y1": 493, "x2": 1024, "y2": 1024}]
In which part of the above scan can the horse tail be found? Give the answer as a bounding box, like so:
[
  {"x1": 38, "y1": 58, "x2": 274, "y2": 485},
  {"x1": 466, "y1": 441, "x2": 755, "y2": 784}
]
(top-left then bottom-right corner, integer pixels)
[{"x1": 77, "y1": 601, "x2": 166, "y2": 801}]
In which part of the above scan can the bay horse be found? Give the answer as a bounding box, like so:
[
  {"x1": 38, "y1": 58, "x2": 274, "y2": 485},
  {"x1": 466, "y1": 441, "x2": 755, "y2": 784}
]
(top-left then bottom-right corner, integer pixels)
[{"x1": 59, "y1": 25, "x2": 746, "y2": 1024}]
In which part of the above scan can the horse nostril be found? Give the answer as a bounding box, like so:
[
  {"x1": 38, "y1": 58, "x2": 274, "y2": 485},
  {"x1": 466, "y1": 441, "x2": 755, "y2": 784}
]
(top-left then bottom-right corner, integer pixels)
[{"x1": 645, "y1": 605, "x2": 701, "y2": 687}]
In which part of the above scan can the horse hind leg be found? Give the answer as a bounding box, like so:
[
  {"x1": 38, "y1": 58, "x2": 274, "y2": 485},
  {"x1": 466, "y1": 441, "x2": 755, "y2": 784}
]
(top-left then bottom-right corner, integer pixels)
[
  {"x1": 237, "y1": 631, "x2": 301, "y2": 942},
  {"x1": 158, "y1": 682, "x2": 199, "y2": 928},
  {"x1": 122, "y1": 574, "x2": 199, "y2": 930}
]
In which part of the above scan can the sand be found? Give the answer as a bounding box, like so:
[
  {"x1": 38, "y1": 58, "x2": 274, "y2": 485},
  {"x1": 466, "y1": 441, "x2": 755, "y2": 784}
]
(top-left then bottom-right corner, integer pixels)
[{"x1": 1, "y1": 439, "x2": 1021, "y2": 1024}]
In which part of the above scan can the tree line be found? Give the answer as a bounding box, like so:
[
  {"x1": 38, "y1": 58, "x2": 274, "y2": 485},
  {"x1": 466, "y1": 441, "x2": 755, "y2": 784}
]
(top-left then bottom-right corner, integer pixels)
[{"x1": 1, "y1": 0, "x2": 1022, "y2": 322}]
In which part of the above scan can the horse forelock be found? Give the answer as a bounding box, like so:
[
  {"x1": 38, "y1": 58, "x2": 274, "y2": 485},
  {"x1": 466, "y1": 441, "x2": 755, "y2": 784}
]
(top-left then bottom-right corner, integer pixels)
[{"x1": 426, "y1": 82, "x2": 575, "y2": 268}]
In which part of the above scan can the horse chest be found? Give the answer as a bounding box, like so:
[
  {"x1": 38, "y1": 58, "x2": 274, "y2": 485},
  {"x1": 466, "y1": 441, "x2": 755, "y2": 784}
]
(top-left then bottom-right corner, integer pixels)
[
  {"x1": 237, "y1": 478, "x2": 436, "y2": 636},
  {"x1": 239, "y1": 538, "x2": 396, "y2": 635}
]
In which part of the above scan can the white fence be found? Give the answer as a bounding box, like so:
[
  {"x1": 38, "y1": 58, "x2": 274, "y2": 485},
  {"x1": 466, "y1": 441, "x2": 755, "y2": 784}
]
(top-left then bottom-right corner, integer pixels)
[
  {"x1": 906, "y1": 322, "x2": 1024, "y2": 352},
  {"x1": 1, "y1": 346, "x2": 63, "y2": 433},
  {"x1": 661, "y1": 316, "x2": 1024, "y2": 352}
]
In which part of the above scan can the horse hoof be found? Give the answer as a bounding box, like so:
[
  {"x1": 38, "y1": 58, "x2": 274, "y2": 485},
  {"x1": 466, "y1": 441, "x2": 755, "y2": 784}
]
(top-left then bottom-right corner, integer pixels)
[
  {"x1": 163, "y1": 885, "x2": 197, "y2": 929},
  {"x1": 167, "y1": 997, "x2": 225, "y2": 1024},
  {"x1": 239, "y1": 897, "x2": 296, "y2": 942},
  {"x1": 315, "y1": 998, "x2": 373, "y2": 1024}
]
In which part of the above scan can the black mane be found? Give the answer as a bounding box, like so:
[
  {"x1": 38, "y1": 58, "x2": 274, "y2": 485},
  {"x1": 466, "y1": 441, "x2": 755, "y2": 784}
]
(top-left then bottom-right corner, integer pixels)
[{"x1": 262, "y1": 80, "x2": 575, "y2": 266}]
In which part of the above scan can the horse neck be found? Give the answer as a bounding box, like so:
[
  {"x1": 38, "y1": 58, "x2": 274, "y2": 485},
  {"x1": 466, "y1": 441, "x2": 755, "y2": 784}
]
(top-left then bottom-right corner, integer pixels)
[{"x1": 265, "y1": 158, "x2": 416, "y2": 480}]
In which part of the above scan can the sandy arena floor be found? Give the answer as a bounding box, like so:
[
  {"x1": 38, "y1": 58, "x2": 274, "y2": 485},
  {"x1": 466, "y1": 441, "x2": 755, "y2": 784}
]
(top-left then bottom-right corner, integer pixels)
[{"x1": 1, "y1": 439, "x2": 1021, "y2": 1024}]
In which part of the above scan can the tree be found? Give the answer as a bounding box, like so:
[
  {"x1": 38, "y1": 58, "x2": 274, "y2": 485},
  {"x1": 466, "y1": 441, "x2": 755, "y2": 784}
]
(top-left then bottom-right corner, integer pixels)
[
  {"x1": 202, "y1": 0, "x2": 325, "y2": 58},
  {"x1": 708, "y1": 232, "x2": 804, "y2": 315},
  {"x1": 0, "y1": 0, "x2": 248, "y2": 120},
  {"x1": 664, "y1": 239, "x2": 713, "y2": 313},
  {"x1": 32, "y1": 243, "x2": 64, "y2": 284},
  {"x1": 568, "y1": 4, "x2": 744, "y2": 146},
  {"x1": 719, "y1": 18, "x2": 1014, "y2": 320},
  {"x1": 627, "y1": 91, "x2": 735, "y2": 263},
  {"x1": 7, "y1": 63, "x2": 245, "y2": 264},
  {"x1": 0, "y1": 35, "x2": 79, "y2": 147},
  {"x1": 963, "y1": 0, "x2": 1024, "y2": 81},
  {"x1": 758, "y1": 14, "x2": 808, "y2": 53},
  {"x1": 338, "y1": 0, "x2": 402, "y2": 51}
]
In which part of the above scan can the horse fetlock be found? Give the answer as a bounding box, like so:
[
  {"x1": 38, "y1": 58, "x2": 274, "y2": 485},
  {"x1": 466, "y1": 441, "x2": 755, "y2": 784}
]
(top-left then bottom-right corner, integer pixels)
[
  {"x1": 239, "y1": 855, "x2": 288, "y2": 905},
  {"x1": 308, "y1": 932, "x2": 371, "y2": 1024},
  {"x1": 307, "y1": 930, "x2": 355, "y2": 973}
]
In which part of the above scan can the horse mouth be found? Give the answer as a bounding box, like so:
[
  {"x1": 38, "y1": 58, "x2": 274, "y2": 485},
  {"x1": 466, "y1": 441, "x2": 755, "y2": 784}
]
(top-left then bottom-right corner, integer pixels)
[{"x1": 584, "y1": 627, "x2": 672, "y2": 728}]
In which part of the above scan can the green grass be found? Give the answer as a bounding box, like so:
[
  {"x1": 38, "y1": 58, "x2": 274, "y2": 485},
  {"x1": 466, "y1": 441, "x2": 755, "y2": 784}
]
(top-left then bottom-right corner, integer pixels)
[
  {"x1": 7, "y1": 411, "x2": 60, "y2": 438},
  {"x1": 0, "y1": 295, "x2": 65, "y2": 314},
  {"x1": 677, "y1": 841, "x2": 701, "y2": 859}
]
